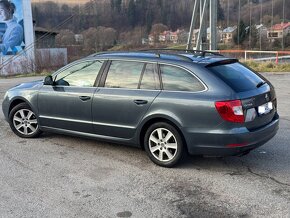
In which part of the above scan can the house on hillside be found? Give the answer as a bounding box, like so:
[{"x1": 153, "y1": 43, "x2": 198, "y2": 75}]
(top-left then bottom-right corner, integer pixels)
[
  {"x1": 169, "y1": 30, "x2": 178, "y2": 43},
  {"x1": 74, "y1": 34, "x2": 84, "y2": 44},
  {"x1": 221, "y1": 26, "x2": 237, "y2": 44},
  {"x1": 159, "y1": 31, "x2": 171, "y2": 43},
  {"x1": 267, "y1": 22, "x2": 290, "y2": 40},
  {"x1": 206, "y1": 27, "x2": 221, "y2": 43},
  {"x1": 256, "y1": 24, "x2": 267, "y2": 35},
  {"x1": 148, "y1": 34, "x2": 154, "y2": 45},
  {"x1": 190, "y1": 29, "x2": 200, "y2": 45},
  {"x1": 148, "y1": 29, "x2": 187, "y2": 44}
]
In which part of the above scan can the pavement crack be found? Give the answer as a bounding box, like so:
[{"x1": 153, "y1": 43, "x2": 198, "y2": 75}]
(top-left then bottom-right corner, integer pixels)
[
  {"x1": 246, "y1": 166, "x2": 290, "y2": 187},
  {"x1": 0, "y1": 149, "x2": 37, "y2": 173},
  {"x1": 281, "y1": 117, "x2": 290, "y2": 122}
]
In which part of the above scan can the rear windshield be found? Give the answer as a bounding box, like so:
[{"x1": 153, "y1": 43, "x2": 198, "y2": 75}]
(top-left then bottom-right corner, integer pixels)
[{"x1": 208, "y1": 62, "x2": 264, "y2": 92}]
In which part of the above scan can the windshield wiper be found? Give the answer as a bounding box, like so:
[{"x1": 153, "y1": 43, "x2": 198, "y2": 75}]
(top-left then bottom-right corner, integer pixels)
[{"x1": 256, "y1": 81, "x2": 266, "y2": 88}]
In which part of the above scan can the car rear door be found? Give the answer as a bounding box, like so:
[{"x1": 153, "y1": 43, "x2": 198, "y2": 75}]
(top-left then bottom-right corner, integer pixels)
[
  {"x1": 38, "y1": 60, "x2": 105, "y2": 133},
  {"x1": 91, "y1": 60, "x2": 161, "y2": 139}
]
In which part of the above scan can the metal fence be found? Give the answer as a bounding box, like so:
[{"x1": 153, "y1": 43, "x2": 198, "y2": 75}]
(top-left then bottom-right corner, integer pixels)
[{"x1": 216, "y1": 50, "x2": 290, "y2": 63}]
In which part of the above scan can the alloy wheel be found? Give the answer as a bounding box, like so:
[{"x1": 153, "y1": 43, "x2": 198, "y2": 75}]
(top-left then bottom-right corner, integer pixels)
[
  {"x1": 148, "y1": 127, "x2": 178, "y2": 162},
  {"x1": 13, "y1": 109, "x2": 39, "y2": 136}
]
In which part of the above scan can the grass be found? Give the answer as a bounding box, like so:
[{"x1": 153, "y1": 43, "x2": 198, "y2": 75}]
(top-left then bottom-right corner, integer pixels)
[
  {"x1": 0, "y1": 71, "x2": 50, "y2": 79},
  {"x1": 243, "y1": 60, "x2": 290, "y2": 72}
]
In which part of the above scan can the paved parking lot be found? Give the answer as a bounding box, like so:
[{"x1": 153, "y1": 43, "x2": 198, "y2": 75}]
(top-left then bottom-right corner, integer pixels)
[{"x1": 0, "y1": 74, "x2": 290, "y2": 217}]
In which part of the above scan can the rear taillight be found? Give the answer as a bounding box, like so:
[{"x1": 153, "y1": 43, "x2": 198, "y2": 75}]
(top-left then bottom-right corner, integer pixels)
[{"x1": 215, "y1": 100, "x2": 245, "y2": 123}]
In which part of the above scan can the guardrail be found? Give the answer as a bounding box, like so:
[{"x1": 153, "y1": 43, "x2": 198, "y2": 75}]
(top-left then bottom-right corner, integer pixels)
[{"x1": 212, "y1": 50, "x2": 290, "y2": 63}]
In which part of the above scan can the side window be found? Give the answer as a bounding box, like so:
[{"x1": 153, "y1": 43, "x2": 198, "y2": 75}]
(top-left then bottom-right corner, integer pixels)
[
  {"x1": 105, "y1": 61, "x2": 144, "y2": 89},
  {"x1": 55, "y1": 60, "x2": 103, "y2": 87},
  {"x1": 160, "y1": 65, "x2": 205, "y2": 92},
  {"x1": 140, "y1": 63, "x2": 159, "y2": 90}
]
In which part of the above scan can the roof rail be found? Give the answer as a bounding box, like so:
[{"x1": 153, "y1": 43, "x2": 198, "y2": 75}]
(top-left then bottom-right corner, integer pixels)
[
  {"x1": 90, "y1": 51, "x2": 122, "y2": 57},
  {"x1": 139, "y1": 48, "x2": 224, "y2": 57},
  {"x1": 89, "y1": 50, "x2": 194, "y2": 62},
  {"x1": 139, "y1": 49, "x2": 194, "y2": 62}
]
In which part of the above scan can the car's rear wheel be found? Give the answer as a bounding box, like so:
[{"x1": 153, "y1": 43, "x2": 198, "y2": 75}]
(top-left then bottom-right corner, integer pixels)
[
  {"x1": 144, "y1": 122, "x2": 184, "y2": 167},
  {"x1": 9, "y1": 103, "x2": 42, "y2": 138}
]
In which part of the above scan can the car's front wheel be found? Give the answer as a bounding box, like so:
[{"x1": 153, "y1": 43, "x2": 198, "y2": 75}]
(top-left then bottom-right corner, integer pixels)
[
  {"x1": 144, "y1": 122, "x2": 184, "y2": 167},
  {"x1": 9, "y1": 103, "x2": 42, "y2": 138}
]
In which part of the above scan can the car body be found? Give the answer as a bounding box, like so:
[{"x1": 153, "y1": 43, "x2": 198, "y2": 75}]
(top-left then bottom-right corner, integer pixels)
[{"x1": 2, "y1": 50, "x2": 279, "y2": 167}]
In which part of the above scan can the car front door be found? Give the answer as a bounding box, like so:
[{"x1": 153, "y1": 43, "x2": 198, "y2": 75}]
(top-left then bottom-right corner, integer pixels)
[
  {"x1": 38, "y1": 60, "x2": 104, "y2": 133},
  {"x1": 92, "y1": 60, "x2": 161, "y2": 139}
]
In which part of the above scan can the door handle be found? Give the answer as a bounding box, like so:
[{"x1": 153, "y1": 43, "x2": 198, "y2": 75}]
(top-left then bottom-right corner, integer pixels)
[
  {"x1": 79, "y1": 96, "x2": 91, "y2": 101},
  {"x1": 134, "y1": 100, "x2": 148, "y2": 105}
]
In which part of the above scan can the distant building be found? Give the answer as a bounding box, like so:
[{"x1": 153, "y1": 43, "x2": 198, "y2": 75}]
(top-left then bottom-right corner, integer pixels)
[
  {"x1": 267, "y1": 22, "x2": 290, "y2": 39},
  {"x1": 256, "y1": 24, "x2": 267, "y2": 33},
  {"x1": 221, "y1": 26, "x2": 237, "y2": 44},
  {"x1": 159, "y1": 31, "x2": 171, "y2": 43},
  {"x1": 74, "y1": 34, "x2": 84, "y2": 44},
  {"x1": 169, "y1": 30, "x2": 180, "y2": 44},
  {"x1": 190, "y1": 29, "x2": 200, "y2": 45},
  {"x1": 148, "y1": 29, "x2": 186, "y2": 45},
  {"x1": 33, "y1": 26, "x2": 67, "y2": 70},
  {"x1": 207, "y1": 27, "x2": 221, "y2": 43},
  {"x1": 142, "y1": 38, "x2": 149, "y2": 45},
  {"x1": 255, "y1": 24, "x2": 267, "y2": 38},
  {"x1": 34, "y1": 27, "x2": 59, "y2": 48},
  {"x1": 148, "y1": 34, "x2": 154, "y2": 45}
]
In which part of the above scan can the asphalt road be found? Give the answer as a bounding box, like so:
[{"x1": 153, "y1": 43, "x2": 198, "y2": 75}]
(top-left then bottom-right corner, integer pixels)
[{"x1": 0, "y1": 74, "x2": 289, "y2": 217}]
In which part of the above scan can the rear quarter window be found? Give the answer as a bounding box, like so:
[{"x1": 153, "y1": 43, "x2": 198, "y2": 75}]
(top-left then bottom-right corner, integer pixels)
[
  {"x1": 160, "y1": 65, "x2": 205, "y2": 92},
  {"x1": 207, "y1": 62, "x2": 264, "y2": 92}
]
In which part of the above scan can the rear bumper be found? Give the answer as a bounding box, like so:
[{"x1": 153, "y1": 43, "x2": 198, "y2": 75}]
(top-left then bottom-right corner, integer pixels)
[{"x1": 185, "y1": 114, "x2": 279, "y2": 156}]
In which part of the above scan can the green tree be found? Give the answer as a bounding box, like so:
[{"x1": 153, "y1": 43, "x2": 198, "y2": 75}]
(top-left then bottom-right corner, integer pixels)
[
  {"x1": 127, "y1": 0, "x2": 136, "y2": 27},
  {"x1": 217, "y1": 0, "x2": 225, "y2": 21},
  {"x1": 285, "y1": 34, "x2": 290, "y2": 48},
  {"x1": 146, "y1": 8, "x2": 154, "y2": 33},
  {"x1": 248, "y1": 25, "x2": 258, "y2": 49},
  {"x1": 234, "y1": 20, "x2": 247, "y2": 46},
  {"x1": 111, "y1": 0, "x2": 122, "y2": 13}
]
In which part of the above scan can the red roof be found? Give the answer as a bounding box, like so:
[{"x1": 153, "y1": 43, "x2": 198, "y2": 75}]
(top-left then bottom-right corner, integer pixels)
[{"x1": 271, "y1": 22, "x2": 290, "y2": 30}]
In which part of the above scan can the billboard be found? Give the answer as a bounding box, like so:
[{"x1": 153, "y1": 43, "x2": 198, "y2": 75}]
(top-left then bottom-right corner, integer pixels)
[{"x1": 0, "y1": 0, "x2": 25, "y2": 55}]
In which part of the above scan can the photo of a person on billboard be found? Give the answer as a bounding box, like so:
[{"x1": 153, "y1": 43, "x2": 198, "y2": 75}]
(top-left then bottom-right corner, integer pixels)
[{"x1": 0, "y1": 0, "x2": 24, "y2": 55}]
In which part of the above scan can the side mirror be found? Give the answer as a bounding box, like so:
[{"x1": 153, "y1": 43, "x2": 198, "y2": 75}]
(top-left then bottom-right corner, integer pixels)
[{"x1": 43, "y1": 75, "x2": 54, "y2": 86}]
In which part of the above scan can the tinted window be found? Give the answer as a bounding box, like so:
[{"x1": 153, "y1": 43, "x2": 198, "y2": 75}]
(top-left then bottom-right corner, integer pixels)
[
  {"x1": 105, "y1": 61, "x2": 144, "y2": 89},
  {"x1": 160, "y1": 65, "x2": 205, "y2": 92},
  {"x1": 208, "y1": 62, "x2": 264, "y2": 92},
  {"x1": 140, "y1": 63, "x2": 159, "y2": 90},
  {"x1": 55, "y1": 60, "x2": 103, "y2": 87}
]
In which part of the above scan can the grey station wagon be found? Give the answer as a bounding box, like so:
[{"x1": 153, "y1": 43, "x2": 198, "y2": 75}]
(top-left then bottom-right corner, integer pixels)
[{"x1": 2, "y1": 50, "x2": 279, "y2": 167}]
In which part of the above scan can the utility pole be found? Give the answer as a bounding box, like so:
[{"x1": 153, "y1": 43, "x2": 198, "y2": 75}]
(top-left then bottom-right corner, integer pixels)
[
  {"x1": 186, "y1": 0, "x2": 200, "y2": 50},
  {"x1": 196, "y1": 0, "x2": 208, "y2": 50},
  {"x1": 187, "y1": 0, "x2": 217, "y2": 51},
  {"x1": 210, "y1": 0, "x2": 217, "y2": 50},
  {"x1": 282, "y1": 0, "x2": 285, "y2": 50}
]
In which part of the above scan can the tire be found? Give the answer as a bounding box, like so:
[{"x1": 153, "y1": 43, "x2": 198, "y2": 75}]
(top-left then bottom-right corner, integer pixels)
[
  {"x1": 9, "y1": 103, "x2": 42, "y2": 138},
  {"x1": 144, "y1": 122, "x2": 184, "y2": 167}
]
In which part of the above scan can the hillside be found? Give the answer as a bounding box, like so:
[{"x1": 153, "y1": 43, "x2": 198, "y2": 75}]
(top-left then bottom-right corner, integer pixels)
[
  {"x1": 220, "y1": 0, "x2": 290, "y2": 26},
  {"x1": 32, "y1": 0, "x2": 290, "y2": 33}
]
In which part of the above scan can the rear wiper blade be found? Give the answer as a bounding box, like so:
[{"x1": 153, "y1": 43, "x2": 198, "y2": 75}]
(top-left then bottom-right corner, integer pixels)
[{"x1": 256, "y1": 81, "x2": 266, "y2": 88}]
